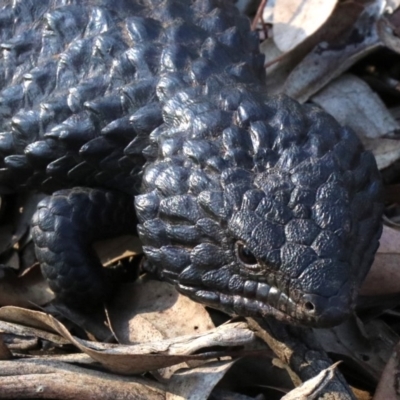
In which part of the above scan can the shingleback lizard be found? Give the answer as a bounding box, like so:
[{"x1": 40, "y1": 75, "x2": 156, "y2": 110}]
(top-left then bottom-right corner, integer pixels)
[{"x1": 0, "y1": 0, "x2": 383, "y2": 327}]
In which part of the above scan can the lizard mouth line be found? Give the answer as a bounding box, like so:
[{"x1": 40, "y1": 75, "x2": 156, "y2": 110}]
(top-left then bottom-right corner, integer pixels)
[{"x1": 176, "y1": 281, "x2": 314, "y2": 325}]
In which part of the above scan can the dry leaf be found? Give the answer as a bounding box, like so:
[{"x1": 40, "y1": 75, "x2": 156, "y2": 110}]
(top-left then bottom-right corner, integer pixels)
[
  {"x1": 361, "y1": 225, "x2": 400, "y2": 296},
  {"x1": 108, "y1": 278, "x2": 215, "y2": 344},
  {"x1": 94, "y1": 235, "x2": 142, "y2": 266},
  {"x1": 311, "y1": 74, "x2": 400, "y2": 169},
  {"x1": 373, "y1": 341, "x2": 400, "y2": 400},
  {"x1": 273, "y1": 0, "x2": 338, "y2": 52},
  {"x1": 263, "y1": 2, "x2": 364, "y2": 94},
  {"x1": 281, "y1": 362, "x2": 341, "y2": 400},
  {"x1": 364, "y1": 137, "x2": 400, "y2": 170},
  {"x1": 0, "y1": 319, "x2": 70, "y2": 347},
  {"x1": 312, "y1": 74, "x2": 400, "y2": 139},
  {"x1": 108, "y1": 279, "x2": 217, "y2": 379},
  {"x1": 262, "y1": 0, "x2": 275, "y2": 24},
  {"x1": 166, "y1": 360, "x2": 237, "y2": 400},
  {"x1": 283, "y1": 1, "x2": 384, "y2": 102},
  {"x1": 0, "y1": 306, "x2": 255, "y2": 375}
]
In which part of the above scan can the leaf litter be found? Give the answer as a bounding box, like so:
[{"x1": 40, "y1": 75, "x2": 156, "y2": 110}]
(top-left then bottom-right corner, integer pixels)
[{"x1": 2, "y1": 0, "x2": 400, "y2": 399}]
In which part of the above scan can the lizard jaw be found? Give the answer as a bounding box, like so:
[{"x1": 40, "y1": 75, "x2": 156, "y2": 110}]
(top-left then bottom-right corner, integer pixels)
[{"x1": 177, "y1": 280, "x2": 353, "y2": 328}]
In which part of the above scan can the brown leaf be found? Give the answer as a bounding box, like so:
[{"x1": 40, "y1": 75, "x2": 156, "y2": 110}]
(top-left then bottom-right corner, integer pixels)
[
  {"x1": 361, "y1": 225, "x2": 400, "y2": 296},
  {"x1": 108, "y1": 278, "x2": 215, "y2": 344},
  {"x1": 0, "y1": 306, "x2": 255, "y2": 375},
  {"x1": 94, "y1": 235, "x2": 142, "y2": 266}
]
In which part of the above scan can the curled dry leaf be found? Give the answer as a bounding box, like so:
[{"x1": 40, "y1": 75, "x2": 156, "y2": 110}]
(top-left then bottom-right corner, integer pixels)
[
  {"x1": 166, "y1": 360, "x2": 237, "y2": 400},
  {"x1": 377, "y1": 6, "x2": 400, "y2": 54},
  {"x1": 311, "y1": 74, "x2": 400, "y2": 170},
  {"x1": 281, "y1": 362, "x2": 341, "y2": 400},
  {"x1": 0, "y1": 357, "x2": 239, "y2": 400},
  {"x1": 361, "y1": 225, "x2": 400, "y2": 296},
  {"x1": 373, "y1": 341, "x2": 400, "y2": 400},
  {"x1": 273, "y1": 0, "x2": 338, "y2": 53},
  {"x1": 283, "y1": 1, "x2": 384, "y2": 102},
  {"x1": 0, "y1": 317, "x2": 69, "y2": 347},
  {"x1": 0, "y1": 306, "x2": 255, "y2": 375},
  {"x1": 312, "y1": 74, "x2": 400, "y2": 139},
  {"x1": 262, "y1": 2, "x2": 365, "y2": 95}
]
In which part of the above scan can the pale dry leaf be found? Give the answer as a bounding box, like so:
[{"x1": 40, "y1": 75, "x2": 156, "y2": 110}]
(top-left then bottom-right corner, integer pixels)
[
  {"x1": 310, "y1": 73, "x2": 400, "y2": 170},
  {"x1": 373, "y1": 341, "x2": 400, "y2": 400},
  {"x1": 387, "y1": 0, "x2": 400, "y2": 11},
  {"x1": 0, "y1": 320, "x2": 69, "y2": 347},
  {"x1": 166, "y1": 360, "x2": 237, "y2": 400},
  {"x1": 281, "y1": 362, "x2": 341, "y2": 400},
  {"x1": 312, "y1": 74, "x2": 400, "y2": 139},
  {"x1": 262, "y1": 0, "x2": 275, "y2": 24},
  {"x1": 0, "y1": 306, "x2": 255, "y2": 375},
  {"x1": 363, "y1": 137, "x2": 400, "y2": 170},
  {"x1": 108, "y1": 279, "x2": 214, "y2": 345},
  {"x1": 361, "y1": 225, "x2": 400, "y2": 296},
  {"x1": 283, "y1": 1, "x2": 384, "y2": 102},
  {"x1": 109, "y1": 280, "x2": 209, "y2": 378},
  {"x1": 263, "y1": 2, "x2": 363, "y2": 94},
  {"x1": 311, "y1": 74, "x2": 400, "y2": 170},
  {"x1": 273, "y1": 0, "x2": 338, "y2": 52}
]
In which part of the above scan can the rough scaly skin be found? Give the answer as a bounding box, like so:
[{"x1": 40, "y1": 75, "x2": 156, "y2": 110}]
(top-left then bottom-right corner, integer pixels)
[{"x1": 0, "y1": 0, "x2": 383, "y2": 327}]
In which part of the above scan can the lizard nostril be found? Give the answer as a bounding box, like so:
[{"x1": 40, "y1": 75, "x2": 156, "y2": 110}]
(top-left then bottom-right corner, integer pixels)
[{"x1": 304, "y1": 301, "x2": 315, "y2": 312}]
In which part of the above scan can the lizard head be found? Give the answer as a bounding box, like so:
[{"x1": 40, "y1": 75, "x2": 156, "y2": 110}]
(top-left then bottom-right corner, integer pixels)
[{"x1": 135, "y1": 93, "x2": 382, "y2": 328}]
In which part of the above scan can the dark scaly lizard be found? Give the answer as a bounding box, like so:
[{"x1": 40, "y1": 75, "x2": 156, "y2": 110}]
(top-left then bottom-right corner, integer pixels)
[{"x1": 0, "y1": 0, "x2": 383, "y2": 328}]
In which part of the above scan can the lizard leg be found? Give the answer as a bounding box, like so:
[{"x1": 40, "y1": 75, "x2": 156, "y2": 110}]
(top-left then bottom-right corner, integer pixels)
[{"x1": 31, "y1": 187, "x2": 136, "y2": 306}]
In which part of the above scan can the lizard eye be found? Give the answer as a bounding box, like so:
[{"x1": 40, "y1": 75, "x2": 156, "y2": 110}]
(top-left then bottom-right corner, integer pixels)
[{"x1": 236, "y1": 242, "x2": 257, "y2": 266}]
